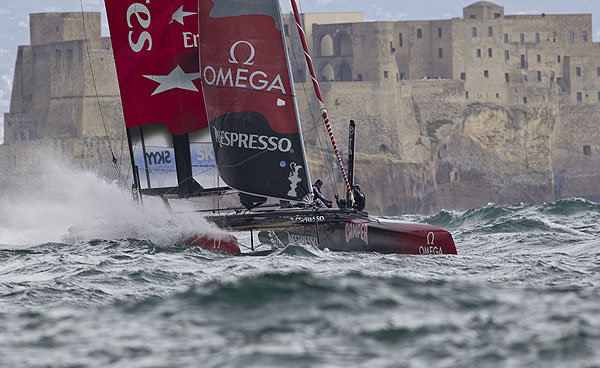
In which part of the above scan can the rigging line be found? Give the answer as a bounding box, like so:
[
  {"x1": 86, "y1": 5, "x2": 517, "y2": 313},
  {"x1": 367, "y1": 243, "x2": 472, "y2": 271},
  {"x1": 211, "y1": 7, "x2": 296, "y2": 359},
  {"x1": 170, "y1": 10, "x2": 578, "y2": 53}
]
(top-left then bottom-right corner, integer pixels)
[
  {"x1": 286, "y1": 10, "x2": 338, "y2": 198},
  {"x1": 79, "y1": 0, "x2": 124, "y2": 184},
  {"x1": 290, "y1": 0, "x2": 351, "y2": 202},
  {"x1": 117, "y1": 123, "x2": 127, "y2": 186},
  {"x1": 284, "y1": 16, "x2": 319, "y2": 143},
  {"x1": 284, "y1": 12, "x2": 338, "y2": 197}
]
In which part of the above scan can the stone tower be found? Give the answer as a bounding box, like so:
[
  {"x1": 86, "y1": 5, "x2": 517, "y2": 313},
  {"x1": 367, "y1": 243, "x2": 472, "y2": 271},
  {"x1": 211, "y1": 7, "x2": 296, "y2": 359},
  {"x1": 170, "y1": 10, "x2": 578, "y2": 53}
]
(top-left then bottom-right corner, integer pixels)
[
  {"x1": 1, "y1": 12, "x2": 125, "y2": 181},
  {"x1": 5, "y1": 12, "x2": 123, "y2": 144}
]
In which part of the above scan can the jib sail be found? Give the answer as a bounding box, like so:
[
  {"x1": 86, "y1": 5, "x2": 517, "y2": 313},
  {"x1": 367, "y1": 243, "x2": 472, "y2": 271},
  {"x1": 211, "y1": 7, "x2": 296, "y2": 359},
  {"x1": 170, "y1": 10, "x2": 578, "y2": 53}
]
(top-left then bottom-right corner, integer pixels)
[
  {"x1": 105, "y1": 0, "x2": 220, "y2": 194},
  {"x1": 199, "y1": 0, "x2": 312, "y2": 203}
]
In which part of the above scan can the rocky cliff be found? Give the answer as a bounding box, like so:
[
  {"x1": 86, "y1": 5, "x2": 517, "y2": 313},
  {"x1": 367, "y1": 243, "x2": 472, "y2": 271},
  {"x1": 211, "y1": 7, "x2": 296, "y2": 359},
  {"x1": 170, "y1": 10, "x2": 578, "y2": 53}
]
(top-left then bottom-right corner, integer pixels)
[
  {"x1": 300, "y1": 80, "x2": 600, "y2": 215},
  {"x1": 5, "y1": 33, "x2": 600, "y2": 216}
]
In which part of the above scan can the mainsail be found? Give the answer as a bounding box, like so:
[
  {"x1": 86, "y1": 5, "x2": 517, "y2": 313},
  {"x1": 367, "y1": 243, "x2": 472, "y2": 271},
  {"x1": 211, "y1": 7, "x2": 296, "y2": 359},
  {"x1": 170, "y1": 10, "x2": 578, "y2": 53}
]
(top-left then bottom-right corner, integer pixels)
[
  {"x1": 106, "y1": 0, "x2": 219, "y2": 194},
  {"x1": 105, "y1": 0, "x2": 207, "y2": 134},
  {"x1": 199, "y1": 0, "x2": 312, "y2": 202}
]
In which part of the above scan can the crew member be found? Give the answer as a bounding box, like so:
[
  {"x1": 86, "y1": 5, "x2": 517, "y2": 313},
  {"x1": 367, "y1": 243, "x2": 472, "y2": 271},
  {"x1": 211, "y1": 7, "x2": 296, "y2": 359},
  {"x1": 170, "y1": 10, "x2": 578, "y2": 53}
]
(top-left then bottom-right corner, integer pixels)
[
  {"x1": 312, "y1": 179, "x2": 332, "y2": 208},
  {"x1": 353, "y1": 184, "x2": 366, "y2": 211}
]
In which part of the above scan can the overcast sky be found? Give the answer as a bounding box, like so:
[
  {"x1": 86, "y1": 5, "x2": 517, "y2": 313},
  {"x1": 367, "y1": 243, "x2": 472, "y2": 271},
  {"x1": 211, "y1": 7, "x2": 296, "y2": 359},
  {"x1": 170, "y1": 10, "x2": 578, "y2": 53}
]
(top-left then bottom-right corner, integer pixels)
[{"x1": 1, "y1": 0, "x2": 600, "y2": 144}]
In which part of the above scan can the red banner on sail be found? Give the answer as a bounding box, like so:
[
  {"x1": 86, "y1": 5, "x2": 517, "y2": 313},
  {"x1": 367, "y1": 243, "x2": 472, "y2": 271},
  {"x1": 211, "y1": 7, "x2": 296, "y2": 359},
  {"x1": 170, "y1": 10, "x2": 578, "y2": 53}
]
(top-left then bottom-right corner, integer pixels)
[
  {"x1": 199, "y1": 0, "x2": 298, "y2": 134},
  {"x1": 198, "y1": 0, "x2": 312, "y2": 202},
  {"x1": 105, "y1": 0, "x2": 207, "y2": 135}
]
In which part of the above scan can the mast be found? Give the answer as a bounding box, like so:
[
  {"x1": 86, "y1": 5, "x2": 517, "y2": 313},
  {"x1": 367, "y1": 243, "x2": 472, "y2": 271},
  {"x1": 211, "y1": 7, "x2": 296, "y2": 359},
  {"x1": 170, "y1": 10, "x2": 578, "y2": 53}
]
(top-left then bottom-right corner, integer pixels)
[
  {"x1": 347, "y1": 120, "x2": 356, "y2": 206},
  {"x1": 289, "y1": 0, "x2": 354, "y2": 203},
  {"x1": 126, "y1": 127, "x2": 142, "y2": 204}
]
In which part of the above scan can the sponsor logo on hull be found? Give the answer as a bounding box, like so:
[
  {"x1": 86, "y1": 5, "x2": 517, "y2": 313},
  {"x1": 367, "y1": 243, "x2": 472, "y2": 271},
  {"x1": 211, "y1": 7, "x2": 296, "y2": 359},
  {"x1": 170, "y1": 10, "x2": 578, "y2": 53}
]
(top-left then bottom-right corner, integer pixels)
[
  {"x1": 288, "y1": 233, "x2": 318, "y2": 247},
  {"x1": 261, "y1": 231, "x2": 318, "y2": 247},
  {"x1": 266, "y1": 231, "x2": 285, "y2": 249},
  {"x1": 418, "y1": 231, "x2": 444, "y2": 255},
  {"x1": 287, "y1": 162, "x2": 303, "y2": 197},
  {"x1": 345, "y1": 222, "x2": 369, "y2": 245},
  {"x1": 293, "y1": 215, "x2": 325, "y2": 223}
]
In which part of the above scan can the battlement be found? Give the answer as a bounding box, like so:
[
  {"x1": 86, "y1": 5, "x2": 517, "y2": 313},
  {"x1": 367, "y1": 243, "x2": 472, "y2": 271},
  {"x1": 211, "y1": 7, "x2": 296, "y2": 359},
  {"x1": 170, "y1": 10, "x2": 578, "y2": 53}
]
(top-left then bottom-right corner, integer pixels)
[{"x1": 30, "y1": 12, "x2": 101, "y2": 46}]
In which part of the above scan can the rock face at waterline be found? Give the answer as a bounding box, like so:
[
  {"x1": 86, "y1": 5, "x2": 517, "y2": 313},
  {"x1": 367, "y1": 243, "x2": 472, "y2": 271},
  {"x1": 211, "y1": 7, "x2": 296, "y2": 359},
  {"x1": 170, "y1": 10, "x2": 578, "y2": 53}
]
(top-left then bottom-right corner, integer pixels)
[
  {"x1": 302, "y1": 79, "x2": 600, "y2": 215},
  {"x1": 3, "y1": 10, "x2": 600, "y2": 215}
]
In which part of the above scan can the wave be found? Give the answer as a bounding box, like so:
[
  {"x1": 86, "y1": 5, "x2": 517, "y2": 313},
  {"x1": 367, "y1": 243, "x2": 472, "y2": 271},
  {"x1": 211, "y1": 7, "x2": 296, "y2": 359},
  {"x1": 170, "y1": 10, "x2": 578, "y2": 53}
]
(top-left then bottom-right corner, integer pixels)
[
  {"x1": 2, "y1": 243, "x2": 600, "y2": 368},
  {"x1": 422, "y1": 198, "x2": 599, "y2": 242}
]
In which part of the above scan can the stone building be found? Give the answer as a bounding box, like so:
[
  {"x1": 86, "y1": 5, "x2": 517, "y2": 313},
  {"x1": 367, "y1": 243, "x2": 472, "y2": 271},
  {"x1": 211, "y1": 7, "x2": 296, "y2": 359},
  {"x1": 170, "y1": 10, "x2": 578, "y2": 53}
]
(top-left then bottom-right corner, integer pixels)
[
  {"x1": 1, "y1": 12, "x2": 125, "y2": 182},
  {"x1": 296, "y1": 1, "x2": 600, "y2": 211},
  {"x1": 281, "y1": 12, "x2": 365, "y2": 83},
  {"x1": 3, "y1": 4, "x2": 600, "y2": 214},
  {"x1": 311, "y1": 1, "x2": 600, "y2": 106}
]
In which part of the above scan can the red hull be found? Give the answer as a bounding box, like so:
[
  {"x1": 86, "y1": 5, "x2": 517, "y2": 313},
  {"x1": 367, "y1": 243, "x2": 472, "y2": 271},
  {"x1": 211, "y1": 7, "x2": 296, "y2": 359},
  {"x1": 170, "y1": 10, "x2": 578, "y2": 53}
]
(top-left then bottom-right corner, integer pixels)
[
  {"x1": 210, "y1": 210, "x2": 457, "y2": 255},
  {"x1": 363, "y1": 220, "x2": 457, "y2": 255},
  {"x1": 182, "y1": 234, "x2": 241, "y2": 254}
]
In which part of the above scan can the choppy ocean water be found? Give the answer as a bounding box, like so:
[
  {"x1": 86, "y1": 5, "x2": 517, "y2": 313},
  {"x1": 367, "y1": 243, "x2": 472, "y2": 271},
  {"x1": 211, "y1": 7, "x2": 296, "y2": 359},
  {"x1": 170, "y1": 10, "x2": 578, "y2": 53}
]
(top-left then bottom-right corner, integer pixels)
[{"x1": 1, "y1": 167, "x2": 600, "y2": 367}]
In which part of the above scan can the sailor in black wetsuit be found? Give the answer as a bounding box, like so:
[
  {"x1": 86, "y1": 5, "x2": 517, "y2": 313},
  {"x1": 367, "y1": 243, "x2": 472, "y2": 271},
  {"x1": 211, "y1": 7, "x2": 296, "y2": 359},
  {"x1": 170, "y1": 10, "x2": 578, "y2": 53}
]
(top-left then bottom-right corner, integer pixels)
[
  {"x1": 353, "y1": 184, "x2": 366, "y2": 211},
  {"x1": 312, "y1": 179, "x2": 332, "y2": 208}
]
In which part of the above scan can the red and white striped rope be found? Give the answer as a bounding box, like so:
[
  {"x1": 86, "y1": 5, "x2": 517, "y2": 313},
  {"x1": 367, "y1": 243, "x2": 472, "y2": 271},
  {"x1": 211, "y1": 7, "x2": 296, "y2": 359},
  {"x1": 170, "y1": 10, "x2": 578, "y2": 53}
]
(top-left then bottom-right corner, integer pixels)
[{"x1": 290, "y1": 0, "x2": 354, "y2": 203}]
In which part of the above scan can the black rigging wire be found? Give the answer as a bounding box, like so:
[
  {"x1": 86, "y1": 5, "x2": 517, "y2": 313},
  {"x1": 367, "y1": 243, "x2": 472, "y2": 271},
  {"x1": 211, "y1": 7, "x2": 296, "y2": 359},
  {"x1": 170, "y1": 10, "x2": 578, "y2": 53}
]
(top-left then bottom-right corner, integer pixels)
[
  {"x1": 291, "y1": 1, "x2": 338, "y2": 196},
  {"x1": 284, "y1": 7, "x2": 339, "y2": 199},
  {"x1": 79, "y1": 0, "x2": 124, "y2": 185}
]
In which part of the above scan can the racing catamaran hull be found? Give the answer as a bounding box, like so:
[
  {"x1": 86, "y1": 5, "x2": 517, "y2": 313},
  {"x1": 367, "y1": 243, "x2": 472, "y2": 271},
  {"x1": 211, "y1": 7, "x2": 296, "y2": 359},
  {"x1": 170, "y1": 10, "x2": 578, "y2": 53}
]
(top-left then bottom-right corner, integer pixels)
[
  {"x1": 103, "y1": 0, "x2": 458, "y2": 255},
  {"x1": 207, "y1": 209, "x2": 457, "y2": 255}
]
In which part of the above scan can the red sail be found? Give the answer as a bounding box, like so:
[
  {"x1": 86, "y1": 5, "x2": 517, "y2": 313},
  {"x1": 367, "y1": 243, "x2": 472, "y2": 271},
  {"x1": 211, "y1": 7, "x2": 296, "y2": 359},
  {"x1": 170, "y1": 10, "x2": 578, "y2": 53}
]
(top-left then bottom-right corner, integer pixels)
[
  {"x1": 105, "y1": 0, "x2": 207, "y2": 135},
  {"x1": 198, "y1": 0, "x2": 312, "y2": 202},
  {"x1": 199, "y1": 1, "x2": 297, "y2": 133}
]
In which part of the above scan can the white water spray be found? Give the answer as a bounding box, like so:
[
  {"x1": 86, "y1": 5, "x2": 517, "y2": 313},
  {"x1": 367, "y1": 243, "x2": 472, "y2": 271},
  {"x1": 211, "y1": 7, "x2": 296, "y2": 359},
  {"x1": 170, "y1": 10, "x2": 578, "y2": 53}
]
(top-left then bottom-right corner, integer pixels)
[{"x1": 0, "y1": 156, "x2": 226, "y2": 246}]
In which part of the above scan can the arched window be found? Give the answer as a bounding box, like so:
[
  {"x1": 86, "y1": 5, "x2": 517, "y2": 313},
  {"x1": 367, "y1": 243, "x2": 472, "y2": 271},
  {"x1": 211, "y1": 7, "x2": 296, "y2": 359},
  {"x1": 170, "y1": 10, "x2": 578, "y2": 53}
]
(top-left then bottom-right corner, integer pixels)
[
  {"x1": 335, "y1": 32, "x2": 353, "y2": 56},
  {"x1": 321, "y1": 63, "x2": 334, "y2": 82},
  {"x1": 337, "y1": 62, "x2": 352, "y2": 82},
  {"x1": 320, "y1": 34, "x2": 333, "y2": 56}
]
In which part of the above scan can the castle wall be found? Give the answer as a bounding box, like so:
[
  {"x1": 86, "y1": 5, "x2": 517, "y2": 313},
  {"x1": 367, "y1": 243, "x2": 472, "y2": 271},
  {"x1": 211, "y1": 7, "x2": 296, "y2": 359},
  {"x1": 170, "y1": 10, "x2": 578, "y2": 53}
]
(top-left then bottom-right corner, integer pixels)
[
  {"x1": 30, "y1": 12, "x2": 100, "y2": 46},
  {"x1": 2, "y1": 12, "x2": 126, "y2": 190},
  {"x1": 81, "y1": 44, "x2": 123, "y2": 138},
  {"x1": 6, "y1": 6, "x2": 600, "y2": 215},
  {"x1": 282, "y1": 12, "x2": 364, "y2": 84},
  {"x1": 451, "y1": 14, "x2": 599, "y2": 107},
  {"x1": 551, "y1": 102, "x2": 600, "y2": 201}
]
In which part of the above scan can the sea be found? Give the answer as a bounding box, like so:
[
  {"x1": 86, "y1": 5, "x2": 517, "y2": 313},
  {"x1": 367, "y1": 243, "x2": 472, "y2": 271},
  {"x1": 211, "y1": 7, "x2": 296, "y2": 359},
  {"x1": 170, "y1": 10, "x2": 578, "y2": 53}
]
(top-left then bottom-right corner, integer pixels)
[{"x1": 1, "y1": 163, "x2": 600, "y2": 367}]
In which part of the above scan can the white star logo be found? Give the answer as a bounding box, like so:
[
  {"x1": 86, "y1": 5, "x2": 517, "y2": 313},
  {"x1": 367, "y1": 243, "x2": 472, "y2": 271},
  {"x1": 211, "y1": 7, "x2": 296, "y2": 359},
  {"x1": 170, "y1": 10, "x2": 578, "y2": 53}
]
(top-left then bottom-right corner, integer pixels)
[
  {"x1": 143, "y1": 65, "x2": 201, "y2": 96},
  {"x1": 170, "y1": 5, "x2": 196, "y2": 25}
]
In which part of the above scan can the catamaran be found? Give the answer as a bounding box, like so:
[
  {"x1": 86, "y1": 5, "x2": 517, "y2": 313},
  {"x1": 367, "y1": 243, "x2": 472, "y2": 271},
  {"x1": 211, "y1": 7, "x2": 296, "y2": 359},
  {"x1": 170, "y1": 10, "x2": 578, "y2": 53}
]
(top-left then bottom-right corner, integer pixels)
[{"x1": 102, "y1": 0, "x2": 457, "y2": 255}]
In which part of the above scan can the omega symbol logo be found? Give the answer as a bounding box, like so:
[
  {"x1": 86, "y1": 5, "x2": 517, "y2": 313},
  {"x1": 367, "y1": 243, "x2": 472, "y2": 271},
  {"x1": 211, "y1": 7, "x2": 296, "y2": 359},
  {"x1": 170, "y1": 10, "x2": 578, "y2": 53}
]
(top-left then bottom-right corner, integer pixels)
[
  {"x1": 229, "y1": 41, "x2": 255, "y2": 66},
  {"x1": 427, "y1": 232, "x2": 435, "y2": 245}
]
